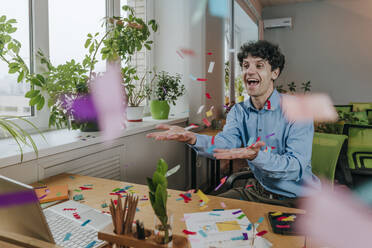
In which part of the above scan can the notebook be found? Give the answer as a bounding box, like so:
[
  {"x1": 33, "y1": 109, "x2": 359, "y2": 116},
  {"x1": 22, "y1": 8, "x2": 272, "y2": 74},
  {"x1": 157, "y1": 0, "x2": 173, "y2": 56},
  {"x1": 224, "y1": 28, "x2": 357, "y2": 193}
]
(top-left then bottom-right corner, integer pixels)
[{"x1": 34, "y1": 185, "x2": 69, "y2": 203}]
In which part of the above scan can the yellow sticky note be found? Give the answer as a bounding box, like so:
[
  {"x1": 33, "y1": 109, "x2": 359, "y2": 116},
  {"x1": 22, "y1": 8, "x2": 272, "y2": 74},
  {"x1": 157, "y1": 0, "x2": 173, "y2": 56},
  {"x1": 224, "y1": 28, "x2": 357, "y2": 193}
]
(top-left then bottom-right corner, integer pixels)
[
  {"x1": 196, "y1": 189, "x2": 210, "y2": 204},
  {"x1": 216, "y1": 221, "x2": 241, "y2": 232},
  {"x1": 206, "y1": 110, "x2": 213, "y2": 117},
  {"x1": 271, "y1": 212, "x2": 282, "y2": 216}
]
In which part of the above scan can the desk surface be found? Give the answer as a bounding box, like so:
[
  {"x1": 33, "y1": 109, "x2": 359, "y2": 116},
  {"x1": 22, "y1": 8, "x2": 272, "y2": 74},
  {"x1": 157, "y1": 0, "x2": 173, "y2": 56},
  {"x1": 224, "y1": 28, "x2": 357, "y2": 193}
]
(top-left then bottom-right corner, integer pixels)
[{"x1": 34, "y1": 173, "x2": 307, "y2": 247}]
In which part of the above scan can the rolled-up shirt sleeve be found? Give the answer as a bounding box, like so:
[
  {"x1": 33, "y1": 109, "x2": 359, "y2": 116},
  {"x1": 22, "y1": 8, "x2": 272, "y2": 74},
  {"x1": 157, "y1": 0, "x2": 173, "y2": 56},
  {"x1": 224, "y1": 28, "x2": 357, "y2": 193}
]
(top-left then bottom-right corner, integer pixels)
[
  {"x1": 250, "y1": 121, "x2": 314, "y2": 181},
  {"x1": 190, "y1": 106, "x2": 243, "y2": 157}
]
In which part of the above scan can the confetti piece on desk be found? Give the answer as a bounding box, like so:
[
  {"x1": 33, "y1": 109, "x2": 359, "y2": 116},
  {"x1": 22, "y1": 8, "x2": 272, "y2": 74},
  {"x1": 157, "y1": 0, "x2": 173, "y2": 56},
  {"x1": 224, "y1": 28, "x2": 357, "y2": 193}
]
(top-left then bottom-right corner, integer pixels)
[
  {"x1": 214, "y1": 176, "x2": 227, "y2": 191},
  {"x1": 63, "y1": 208, "x2": 77, "y2": 211},
  {"x1": 112, "y1": 188, "x2": 121, "y2": 192},
  {"x1": 85, "y1": 241, "x2": 96, "y2": 248},
  {"x1": 232, "y1": 210, "x2": 242, "y2": 215},
  {"x1": 256, "y1": 230, "x2": 268, "y2": 237},
  {"x1": 45, "y1": 189, "x2": 50, "y2": 193},
  {"x1": 73, "y1": 213, "x2": 81, "y2": 219},
  {"x1": 220, "y1": 202, "x2": 226, "y2": 208},
  {"x1": 247, "y1": 224, "x2": 252, "y2": 231},
  {"x1": 257, "y1": 217, "x2": 264, "y2": 223},
  {"x1": 237, "y1": 214, "x2": 246, "y2": 220},
  {"x1": 207, "y1": 52, "x2": 213, "y2": 55},
  {"x1": 276, "y1": 224, "x2": 290, "y2": 228},
  {"x1": 271, "y1": 212, "x2": 282, "y2": 216},
  {"x1": 197, "y1": 78, "x2": 207, "y2": 82},
  {"x1": 208, "y1": 0, "x2": 228, "y2": 18},
  {"x1": 176, "y1": 198, "x2": 183, "y2": 201},
  {"x1": 198, "y1": 230, "x2": 208, "y2": 237},
  {"x1": 209, "y1": 213, "x2": 221, "y2": 216},
  {"x1": 205, "y1": 93, "x2": 211, "y2": 99},
  {"x1": 56, "y1": 192, "x2": 61, "y2": 196},
  {"x1": 79, "y1": 187, "x2": 92, "y2": 190},
  {"x1": 265, "y1": 133, "x2": 275, "y2": 139},
  {"x1": 74, "y1": 189, "x2": 82, "y2": 192},
  {"x1": 136, "y1": 208, "x2": 140, "y2": 212},
  {"x1": 243, "y1": 232, "x2": 248, "y2": 240},
  {"x1": 166, "y1": 164, "x2": 181, "y2": 177},
  {"x1": 81, "y1": 220, "x2": 91, "y2": 226},
  {"x1": 281, "y1": 93, "x2": 338, "y2": 122},
  {"x1": 39, "y1": 194, "x2": 47, "y2": 200},
  {"x1": 202, "y1": 118, "x2": 211, "y2": 127},
  {"x1": 208, "y1": 61, "x2": 215, "y2": 73},
  {"x1": 245, "y1": 184, "x2": 254, "y2": 188},
  {"x1": 183, "y1": 229, "x2": 197, "y2": 235},
  {"x1": 200, "y1": 205, "x2": 208, "y2": 210},
  {"x1": 213, "y1": 209, "x2": 224, "y2": 211},
  {"x1": 231, "y1": 236, "x2": 244, "y2": 241},
  {"x1": 180, "y1": 193, "x2": 192, "y2": 203},
  {"x1": 101, "y1": 203, "x2": 108, "y2": 208},
  {"x1": 73, "y1": 194, "x2": 84, "y2": 201},
  {"x1": 281, "y1": 216, "x2": 296, "y2": 222},
  {"x1": 63, "y1": 233, "x2": 72, "y2": 241},
  {"x1": 84, "y1": 184, "x2": 93, "y2": 187}
]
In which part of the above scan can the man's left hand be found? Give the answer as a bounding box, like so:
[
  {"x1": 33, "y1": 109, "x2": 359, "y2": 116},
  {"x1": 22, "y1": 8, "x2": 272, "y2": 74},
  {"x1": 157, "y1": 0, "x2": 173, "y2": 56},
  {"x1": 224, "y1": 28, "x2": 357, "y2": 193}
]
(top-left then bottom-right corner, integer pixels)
[{"x1": 213, "y1": 141, "x2": 265, "y2": 160}]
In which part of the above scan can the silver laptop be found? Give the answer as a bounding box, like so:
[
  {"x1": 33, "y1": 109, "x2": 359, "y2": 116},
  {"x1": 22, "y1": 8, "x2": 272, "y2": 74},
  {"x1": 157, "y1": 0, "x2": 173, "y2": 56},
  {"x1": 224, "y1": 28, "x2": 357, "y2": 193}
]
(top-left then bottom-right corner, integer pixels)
[{"x1": 0, "y1": 175, "x2": 111, "y2": 248}]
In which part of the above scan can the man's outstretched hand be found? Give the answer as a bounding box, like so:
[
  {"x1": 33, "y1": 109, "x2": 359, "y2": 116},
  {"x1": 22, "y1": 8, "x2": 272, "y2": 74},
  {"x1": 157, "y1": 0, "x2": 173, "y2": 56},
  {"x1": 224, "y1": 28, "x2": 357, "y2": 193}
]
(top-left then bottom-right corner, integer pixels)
[
  {"x1": 213, "y1": 141, "x2": 266, "y2": 160},
  {"x1": 146, "y1": 124, "x2": 197, "y2": 145}
]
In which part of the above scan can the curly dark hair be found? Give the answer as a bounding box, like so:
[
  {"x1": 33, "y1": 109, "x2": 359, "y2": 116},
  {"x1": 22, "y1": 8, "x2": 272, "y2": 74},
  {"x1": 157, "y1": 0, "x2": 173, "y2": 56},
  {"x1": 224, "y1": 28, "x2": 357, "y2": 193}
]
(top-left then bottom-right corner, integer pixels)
[{"x1": 237, "y1": 40, "x2": 285, "y2": 75}]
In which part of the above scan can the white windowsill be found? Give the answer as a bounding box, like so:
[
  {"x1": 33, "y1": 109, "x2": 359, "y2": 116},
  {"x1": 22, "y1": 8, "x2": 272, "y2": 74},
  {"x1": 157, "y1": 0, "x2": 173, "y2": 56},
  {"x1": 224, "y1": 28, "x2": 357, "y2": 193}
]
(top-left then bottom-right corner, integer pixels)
[{"x1": 0, "y1": 113, "x2": 189, "y2": 168}]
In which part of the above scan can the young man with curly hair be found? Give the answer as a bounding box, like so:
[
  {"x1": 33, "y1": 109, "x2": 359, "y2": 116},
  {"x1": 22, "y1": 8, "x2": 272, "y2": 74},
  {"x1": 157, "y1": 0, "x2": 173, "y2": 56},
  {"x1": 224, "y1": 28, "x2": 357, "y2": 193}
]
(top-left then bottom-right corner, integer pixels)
[{"x1": 147, "y1": 40, "x2": 321, "y2": 207}]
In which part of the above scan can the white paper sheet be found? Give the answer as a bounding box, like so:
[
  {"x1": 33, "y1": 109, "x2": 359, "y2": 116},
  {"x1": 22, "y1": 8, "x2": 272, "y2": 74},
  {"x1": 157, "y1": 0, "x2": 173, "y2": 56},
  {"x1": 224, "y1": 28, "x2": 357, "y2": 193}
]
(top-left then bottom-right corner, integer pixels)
[{"x1": 184, "y1": 209, "x2": 272, "y2": 248}]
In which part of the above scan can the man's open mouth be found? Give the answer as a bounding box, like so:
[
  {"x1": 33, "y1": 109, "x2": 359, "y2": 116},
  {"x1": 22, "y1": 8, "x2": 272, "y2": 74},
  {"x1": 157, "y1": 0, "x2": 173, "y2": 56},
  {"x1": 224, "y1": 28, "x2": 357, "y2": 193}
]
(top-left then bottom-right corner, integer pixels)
[{"x1": 247, "y1": 78, "x2": 260, "y2": 86}]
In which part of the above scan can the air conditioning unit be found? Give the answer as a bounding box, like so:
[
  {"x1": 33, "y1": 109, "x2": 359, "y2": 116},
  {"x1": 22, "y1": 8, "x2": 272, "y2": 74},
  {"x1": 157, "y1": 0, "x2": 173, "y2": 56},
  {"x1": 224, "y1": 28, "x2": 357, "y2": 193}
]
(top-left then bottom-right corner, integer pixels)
[{"x1": 263, "y1": 17, "x2": 293, "y2": 29}]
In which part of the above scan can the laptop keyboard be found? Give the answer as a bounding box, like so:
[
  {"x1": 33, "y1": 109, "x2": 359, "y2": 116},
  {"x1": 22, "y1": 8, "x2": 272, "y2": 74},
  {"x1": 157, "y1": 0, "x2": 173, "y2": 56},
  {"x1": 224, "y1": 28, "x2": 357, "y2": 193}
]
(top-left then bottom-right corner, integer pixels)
[{"x1": 44, "y1": 209, "x2": 105, "y2": 248}]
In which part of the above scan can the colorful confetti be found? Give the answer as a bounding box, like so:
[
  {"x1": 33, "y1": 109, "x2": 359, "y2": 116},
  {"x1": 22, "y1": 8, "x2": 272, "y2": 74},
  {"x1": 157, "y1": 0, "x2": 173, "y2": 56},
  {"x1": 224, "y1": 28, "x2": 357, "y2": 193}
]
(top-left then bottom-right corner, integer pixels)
[
  {"x1": 232, "y1": 210, "x2": 242, "y2": 215},
  {"x1": 183, "y1": 229, "x2": 197, "y2": 235},
  {"x1": 256, "y1": 230, "x2": 268, "y2": 237},
  {"x1": 63, "y1": 233, "x2": 72, "y2": 241},
  {"x1": 81, "y1": 220, "x2": 91, "y2": 226},
  {"x1": 214, "y1": 176, "x2": 227, "y2": 191},
  {"x1": 202, "y1": 118, "x2": 211, "y2": 127},
  {"x1": 205, "y1": 93, "x2": 211, "y2": 99},
  {"x1": 208, "y1": 61, "x2": 215, "y2": 73}
]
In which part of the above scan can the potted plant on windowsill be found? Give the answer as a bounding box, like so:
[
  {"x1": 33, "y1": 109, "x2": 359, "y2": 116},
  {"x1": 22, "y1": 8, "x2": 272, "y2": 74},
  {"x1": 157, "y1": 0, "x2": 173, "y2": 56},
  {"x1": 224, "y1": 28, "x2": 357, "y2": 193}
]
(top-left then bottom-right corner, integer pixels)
[
  {"x1": 123, "y1": 66, "x2": 155, "y2": 122},
  {"x1": 235, "y1": 77, "x2": 245, "y2": 103},
  {"x1": 149, "y1": 71, "x2": 185, "y2": 120},
  {"x1": 0, "y1": 6, "x2": 158, "y2": 131}
]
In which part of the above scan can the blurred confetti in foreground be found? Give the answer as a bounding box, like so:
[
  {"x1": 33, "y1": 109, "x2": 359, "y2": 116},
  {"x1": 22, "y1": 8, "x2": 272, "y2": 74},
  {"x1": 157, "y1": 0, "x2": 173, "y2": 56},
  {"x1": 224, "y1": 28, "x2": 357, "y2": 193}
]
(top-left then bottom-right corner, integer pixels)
[
  {"x1": 90, "y1": 62, "x2": 127, "y2": 142},
  {"x1": 281, "y1": 93, "x2": 338, "y2": 122},
  {"x1": 299, "y1": 183, "x2": 372, "y2": 248}
]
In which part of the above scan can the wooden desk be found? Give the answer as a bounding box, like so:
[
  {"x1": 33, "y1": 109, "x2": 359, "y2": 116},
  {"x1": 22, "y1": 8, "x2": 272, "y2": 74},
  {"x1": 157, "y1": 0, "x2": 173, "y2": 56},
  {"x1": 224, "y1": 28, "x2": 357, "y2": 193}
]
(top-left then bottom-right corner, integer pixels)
[{"x1": 35, "y1": 173, "x2": 307, "y2": 247}]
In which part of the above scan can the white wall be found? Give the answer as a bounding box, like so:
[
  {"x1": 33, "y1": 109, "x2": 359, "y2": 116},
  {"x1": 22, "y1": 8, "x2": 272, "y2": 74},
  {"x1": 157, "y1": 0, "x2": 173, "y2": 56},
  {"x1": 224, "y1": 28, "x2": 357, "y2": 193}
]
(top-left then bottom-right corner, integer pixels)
[
  {"x1": 263, "y1": 0, "x2": 372, "y2": 104},
  {"x1": 153, "y1": 0, "x2": 225, "y2": 121}
]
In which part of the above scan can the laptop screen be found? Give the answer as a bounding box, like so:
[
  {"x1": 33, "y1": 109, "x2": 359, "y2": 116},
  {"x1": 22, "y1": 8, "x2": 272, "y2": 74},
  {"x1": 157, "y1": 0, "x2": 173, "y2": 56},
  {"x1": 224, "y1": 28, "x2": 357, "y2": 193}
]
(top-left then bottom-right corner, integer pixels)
[{"x1": 0, "y1": 175, "x2": 55, "y2": 244}]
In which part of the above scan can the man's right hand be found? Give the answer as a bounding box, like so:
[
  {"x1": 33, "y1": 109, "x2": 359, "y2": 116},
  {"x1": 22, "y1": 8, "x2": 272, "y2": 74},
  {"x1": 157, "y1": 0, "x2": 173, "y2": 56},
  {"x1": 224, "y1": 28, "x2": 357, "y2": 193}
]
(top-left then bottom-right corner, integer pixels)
[{"x1": 146, "y1": 124, "x2": 197, "y2": 145}]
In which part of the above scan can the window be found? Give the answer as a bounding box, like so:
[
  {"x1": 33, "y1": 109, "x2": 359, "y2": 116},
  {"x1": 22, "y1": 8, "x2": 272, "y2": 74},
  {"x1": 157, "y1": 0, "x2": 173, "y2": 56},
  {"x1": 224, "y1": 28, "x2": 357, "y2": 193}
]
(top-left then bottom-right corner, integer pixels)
[
  {"x1": 48, "y1": 0, "x2": 106, "y2": 72},
  {"x1": 0, "y1": 0, "x2": 31, "y2": 117}
]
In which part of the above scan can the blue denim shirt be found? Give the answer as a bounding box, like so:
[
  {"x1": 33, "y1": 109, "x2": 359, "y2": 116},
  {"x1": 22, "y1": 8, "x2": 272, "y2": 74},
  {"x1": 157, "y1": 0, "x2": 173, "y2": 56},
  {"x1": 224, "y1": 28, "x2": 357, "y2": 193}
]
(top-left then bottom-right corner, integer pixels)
[{"x1": 192, "y1": 90, "x2": 321, "y2": 198}]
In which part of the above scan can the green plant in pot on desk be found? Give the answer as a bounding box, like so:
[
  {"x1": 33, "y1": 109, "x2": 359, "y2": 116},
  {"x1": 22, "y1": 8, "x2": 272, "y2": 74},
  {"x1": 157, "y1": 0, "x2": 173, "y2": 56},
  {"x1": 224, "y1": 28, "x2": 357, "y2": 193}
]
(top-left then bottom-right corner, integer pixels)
[
  {"x1": 149, "y1": 71, "x2": 185, "y2": 120},
  {"x1": 147, "y1": 159, "x2": 173, "y2": 245}
]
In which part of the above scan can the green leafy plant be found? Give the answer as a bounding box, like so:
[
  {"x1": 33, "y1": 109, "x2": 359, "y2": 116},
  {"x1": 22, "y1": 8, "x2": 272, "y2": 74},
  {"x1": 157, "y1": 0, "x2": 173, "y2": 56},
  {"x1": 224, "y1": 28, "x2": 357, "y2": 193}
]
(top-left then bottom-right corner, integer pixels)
[
  {"x1": 276, "y1": 81, "x2": 312, "y2": 94},
  {"x1": 147, "y1": 159, "x2": 170, "y2": 243},
  {"x1": 150, "y1": 71, "x2": 185, "y2": 105},
  {"x1": 0, "y1": 116, "x2": 42, "y2": 161},
  {"x1": 122, "y1": 66, "x2": 156, "y2": 107},
  {"x1": 235, "y1": 77, "x2": 244, "y2": 97}
]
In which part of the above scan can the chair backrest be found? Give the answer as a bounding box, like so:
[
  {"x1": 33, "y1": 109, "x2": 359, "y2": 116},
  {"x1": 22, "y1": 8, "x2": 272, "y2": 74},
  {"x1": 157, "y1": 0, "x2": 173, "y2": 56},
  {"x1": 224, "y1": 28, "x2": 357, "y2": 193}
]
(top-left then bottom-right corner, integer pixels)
[
  {"x1": 350, "y1": 102, "x2": 372, "y2": 112},
  {"x1": 334, "y1": 104, "x2": 353, "y2": 113},
  {"x1": 343, "y1": 124, "x2": 372, "y2": 172},
  {"x1": 311, "y1": 132, "x2": 348, "y2": 184},
  {"x1": 367, "y1": 109, "x2": 372, "y2": 125}
]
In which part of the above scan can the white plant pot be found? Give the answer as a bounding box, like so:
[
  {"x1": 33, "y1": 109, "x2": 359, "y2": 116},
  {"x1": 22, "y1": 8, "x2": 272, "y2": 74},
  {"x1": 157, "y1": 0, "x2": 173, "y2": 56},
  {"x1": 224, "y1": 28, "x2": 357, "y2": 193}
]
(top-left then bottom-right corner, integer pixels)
[{"x1": 127, "y1": 106, "x2": 144, "y2": 122}]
